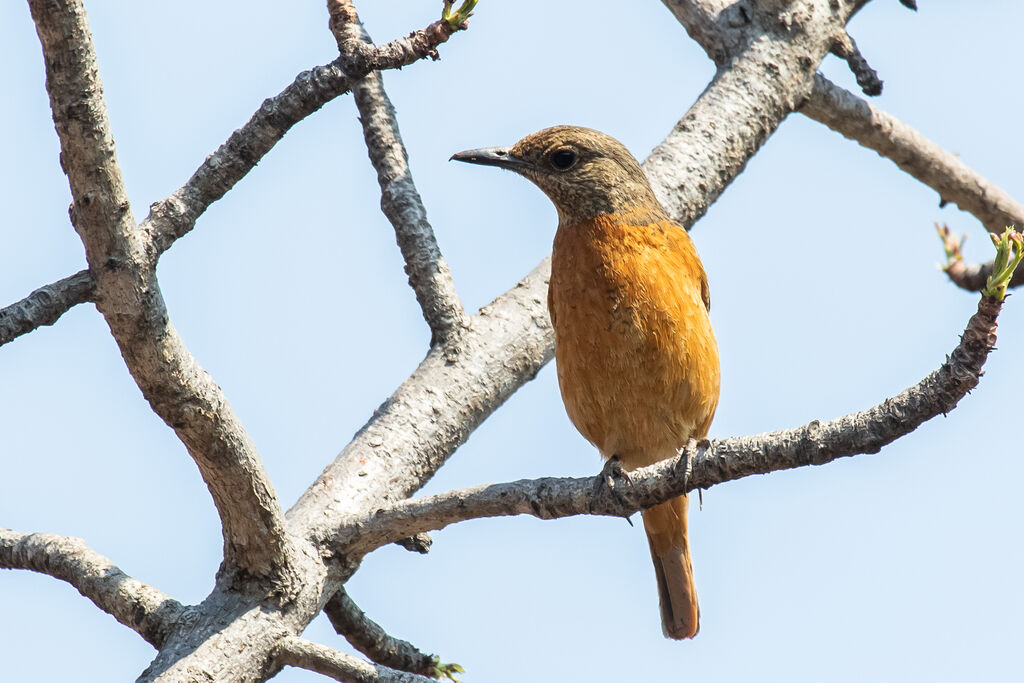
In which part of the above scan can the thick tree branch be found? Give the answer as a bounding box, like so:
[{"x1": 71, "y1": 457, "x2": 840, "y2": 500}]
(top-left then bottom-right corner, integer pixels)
[
  {"x1": 800, "y1": 76, "x2": 1024, "y2": 236},
  {"x1": 274, "y1": 636, "x2": 437, "y2": 683},
  {"x1": 288, "y1": 257, "x2": 553, "y2": 544},
  {"x1": 665, "y1": 3, "x2": 1024, "y2": 236},
  {"x1": 333, "y1": 15, "x2": 467, "y2": 345},
  {"x1": 0, "y1": 529, "x2": 185, "y2": 648},
  {"x1": 646, "y1": 0, "x2": 863, "y2": 229},
  {"x1": 0, "y1": 269, "x2": 93, "y2": 347},
  {"x1": 665, "y1": 2, "x2": 1024, "y2": 293},
  {"x1": 324, "y1": 589, "x2": 437, "y2": 677},
  {"x1": 29, "y1": 0, "x2": 290, "y2": 579},
  {"x1": 336, "y1": 292, "x2": 1004, "y2": 555}
]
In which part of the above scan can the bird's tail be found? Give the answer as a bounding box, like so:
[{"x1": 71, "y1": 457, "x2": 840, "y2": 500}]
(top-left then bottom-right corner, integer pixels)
[{"x1": 642, "y1": 493, "x2": 699, "y2": 639}]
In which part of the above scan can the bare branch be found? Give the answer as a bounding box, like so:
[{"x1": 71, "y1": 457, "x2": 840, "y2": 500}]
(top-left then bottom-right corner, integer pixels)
[
  {"x1": 943, "y1": 260, "x2": 1023, "y2": 293},
  {"x1": 0, "y1": 269, "x2": 93, "y2": 347},
  {"x1": 646, "y1": 0, "x2": 864, "y2": 228},
  {"x1": 29, "y1": 0, "x2": 289, "y2": 579},
  {"x1": 146, "y1": 59, "x2": 354, "y2": 253},
  {"x1": 337, "y1": 292, "x2": 1004, "y2": 555},
  {"x1": 659, "y1": 0, "x2": 731, "y2": 64},
  {"x1": 336, "y1": 15, "x2": 467, "y2": 344},
  {"x1": 0, "y1": 529, "x2": 185, "y2": 648},
  {"x1": 800, "y1": 76, "x2": 1024, "y2": 235},
  {"x1": 664, "y1": 2, "x2": 1024, "y2": 293},
  {"x1": 665, "y1": 4, "x2": 1024, "y2": 238},
  {"x1": 327, "y1": 0, "x2": 468, "y2": 76},
  {"x1": 287, "y1": 257, "x2": 553, "y2": 544},
  {"x1": 324, "y1": 589, "x2": 437, "y2": 677},
  {"x1": 274, "y1": 636, "x2": 437, "y2": 683},
  {"x1": 350, "y1": 68, "x2": 468, "y2": 345},
  {"x1": 143, "y1": 1, "x2": 477, "y2": 255}
]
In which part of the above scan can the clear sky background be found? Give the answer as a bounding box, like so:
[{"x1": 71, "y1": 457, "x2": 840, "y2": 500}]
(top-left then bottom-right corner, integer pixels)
[{"x1": 2, "y1": 2, "x2": 1023, "y2": 681}]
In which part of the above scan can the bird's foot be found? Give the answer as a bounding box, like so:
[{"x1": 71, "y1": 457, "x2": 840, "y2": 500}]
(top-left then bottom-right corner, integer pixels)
[{"x1": 591, "y1": 455, "x2": 639, "y2": 524}]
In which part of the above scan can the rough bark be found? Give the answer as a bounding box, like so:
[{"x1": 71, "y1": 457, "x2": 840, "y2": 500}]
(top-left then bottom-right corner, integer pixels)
[
  {"x1": 0, "y1": 269, "x2": 93, "y2": 347},
  {"x1": 801, "y1": 75, "x2": 1024, "y2": 236},
  {"x1": 324, "y1": 589, "x2": 438, "y2": 677},
  {"x1": 274, "y1": 636, "x2": 437, "y2": 683},
  {"x1": 0, "y1": 530, "x2": 185, "y2": 648},
  {"x1": 29, "y1": 0, "x2": 291, "y2": 581},
  {"x1": 349, "y1": 63, "x2": 468, "y2": 344}
]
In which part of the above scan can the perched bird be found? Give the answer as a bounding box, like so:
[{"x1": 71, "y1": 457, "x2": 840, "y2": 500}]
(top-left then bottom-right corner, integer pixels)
[{"x1": 452, "y1": 126, "x2": 720, "y2": 640}]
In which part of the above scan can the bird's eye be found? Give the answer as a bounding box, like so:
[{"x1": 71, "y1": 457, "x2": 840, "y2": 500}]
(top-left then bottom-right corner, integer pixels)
[{"x1": 550, "y1": 148, "x2": 577, "y2": 170}]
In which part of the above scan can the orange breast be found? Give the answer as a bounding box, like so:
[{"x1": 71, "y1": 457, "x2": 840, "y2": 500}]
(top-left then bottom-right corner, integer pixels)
[{"x1": 548, "y1": 209, "x2": 720, "y2": 468}]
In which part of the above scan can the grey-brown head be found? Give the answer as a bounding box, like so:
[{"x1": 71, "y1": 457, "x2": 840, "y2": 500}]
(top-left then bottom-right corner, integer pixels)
[{"x1": 451, "y1": 126, "x2": 666, "y2": 224}]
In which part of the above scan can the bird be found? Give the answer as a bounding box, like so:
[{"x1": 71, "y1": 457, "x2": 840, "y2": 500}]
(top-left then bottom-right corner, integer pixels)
[{"x1": 452, "y1": 126, "x2": 720, "y2": 640}]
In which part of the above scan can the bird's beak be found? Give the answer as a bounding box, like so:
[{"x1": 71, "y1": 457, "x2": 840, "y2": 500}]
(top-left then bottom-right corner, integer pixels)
[{"x1": 450, "y1": 146, "x2": 527, "y2": 171}]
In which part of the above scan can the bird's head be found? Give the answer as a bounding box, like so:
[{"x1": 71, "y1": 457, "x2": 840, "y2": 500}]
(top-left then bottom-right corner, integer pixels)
[{"x1": 451, "y1": 125, "x2": 664, "y2": 224}]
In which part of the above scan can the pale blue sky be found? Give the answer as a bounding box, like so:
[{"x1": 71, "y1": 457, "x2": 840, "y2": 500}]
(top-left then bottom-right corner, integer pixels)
[{"x1": 2, "y1": 2, "x2": 1023, "y2": 681}]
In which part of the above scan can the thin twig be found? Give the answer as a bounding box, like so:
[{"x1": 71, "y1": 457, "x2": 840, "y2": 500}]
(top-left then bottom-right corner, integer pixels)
[
  {"x1": 0, "y1": 269, "x2": 94, "y2": 347},
  {"x1": 274, "y1": 635, "x2": 437, "y2": 683},
  {"x1": 0, "y1": 529, "x2": 186, "y2": 648},
  {"x1": 335, "y1": 292, "x2": 1004, "y2": 555},
  {"x1": 324, "y1": 589, "x2": 438, "y2": 677}
]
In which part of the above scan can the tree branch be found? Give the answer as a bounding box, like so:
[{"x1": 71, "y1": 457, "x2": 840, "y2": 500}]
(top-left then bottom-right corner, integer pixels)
[
  {"x1": 324, "y1": 589, "x2": 438, "y2": 677},
  {"x1": 145, "y1": 58, "x2": 354, "y2": 253},
  {"x1": 328, "y1": 0, "x2": 469, "y2": 76},
  {"x1": 274, "y1": 636, "x2": 438, "y2": 683},
  {"x1": 336, "y1": 292, "x2": 1004, "y2": 556},
  {"x1": 334, "y1": 12, "x2": 467, "y2": 345},
  {"x1": 0, "y1": 269, "x2": 93, "y2": 347},
  {"x1": 646, "y1": 0, "x2": 864, "y2": 229},
  {"x1": 0, "y1": 529, "x2": 186, "y2": 648},
  {"x1": 800, "y1": 75, "x2": 1024, "y2": 236},
  {"x1": 143, "y1": 1, "x2": 477, "y2": 255},
  {"x1": 288, "y1": 257, "x2": 553, "y2": 544},
  {"x1": 664, "y1": 2, "x2": 1024, "y2": 293},
  {"x1": 29, "y1": 0, "x2": 290, "y2": 579},
  {"x1": 935, "y1": 225, "x2": 1024, "y2": 293}
]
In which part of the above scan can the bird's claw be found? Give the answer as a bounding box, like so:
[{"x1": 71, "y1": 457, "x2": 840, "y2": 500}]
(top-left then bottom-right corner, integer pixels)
[{"x1": 591, "y1": 455, "x2": 639, "y2": 523}]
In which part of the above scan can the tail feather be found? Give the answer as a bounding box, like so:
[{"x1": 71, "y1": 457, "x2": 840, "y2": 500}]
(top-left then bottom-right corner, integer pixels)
[{"x1": 642, "y1": 494, "x2": 699, "y2": 639}]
